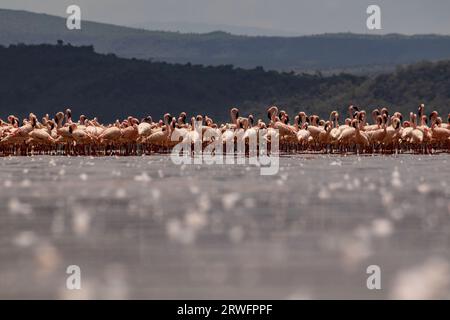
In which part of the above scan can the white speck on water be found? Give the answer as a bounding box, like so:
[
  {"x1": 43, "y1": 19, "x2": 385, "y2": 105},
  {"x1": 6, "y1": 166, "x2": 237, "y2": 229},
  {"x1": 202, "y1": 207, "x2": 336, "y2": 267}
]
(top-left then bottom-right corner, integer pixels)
[
  {"x1": 197, "y1": 194, "x2": 211, "y2": 212},
  {"x1": 13, "y1": 231, "x2": 37, "y2": 247},
  {"x1": 345, "y1": 182, "x2": 354, "y2": 191},
  {"x1": 4, "y1": 180, "x2": 12, "y2": 188},
  {"x1": 20, "y1": 179, "x2": 32, "y2": 187},
  {"x1": 189, "y1": 185, "x2": 200, "y2": 194},
  {"x1": 184, "y1": 210, "x2": 208, "y2": 230},
  {"x1": 166, "y1": 218, "x2": 195, "y2": 245},
  {"x1": 134, "y1": 172, "x2": 151, "y2": 182},
  {"x1": 392, "y1": 167, "x2": 400, "y2": 179},
  {"x1": 330, "y1": 160, "x2": 342, "y2": 166},
  {"x1": 371, "y1": 218, "x2": 393, "y2": 237},
  {"x1": 391, "y1": 168, "x2": 403, "y2": 188},
  {"x1": 22, "y1": 169, "x2": 29, "y2": 174},
  {"x1": 328, "y1": 182, "x2": 344, "y2": 191},
  {"x1": 287, "y1": 289, "x2": 313, "y2": 300},
  {"x1": 8, "y1": 198, "x2": 33, "y2": 215},
  {"x1": 380, "y1": 189, "x2": 394, "y2": 206},
  {"x1": 390, "y1": 258, "x2": 450, "y2": 299},
  {"x1": 151, "y1": 188, "x2": 160, "y2": 200},
  {"x1": 111, "y1": 170, "x2": 121, "y2": 177},
  {"x1": 72, "y1": 208, "x2": 91, "y2": 236},
  {"x1": 34, "y1": 243, "x2": 61, "y2": 274},
  {"x1": 58, "y1": 168, "x2": 66, "y2": 176},
  {"x1": 417, "y1": 183, "x2": 431, "y2": 194},
  {"x1": 318, "y1": 187, "x2": 330, "y2": 200},
  {"x1": 115, "y1": 188, "x2": 127, "y2": 199},
  {"x1": 340, "y1": 236, "x2": 372, "y2": 270},
  {"x1": 79, "y1": 173, "x2": 88, "y2": 181},
  {"x1": 49, "y1": 159, "x2": 56, "y2": 167},
  {"x1": 222, "y1": 193, "x2": 241, "y2": 211}
]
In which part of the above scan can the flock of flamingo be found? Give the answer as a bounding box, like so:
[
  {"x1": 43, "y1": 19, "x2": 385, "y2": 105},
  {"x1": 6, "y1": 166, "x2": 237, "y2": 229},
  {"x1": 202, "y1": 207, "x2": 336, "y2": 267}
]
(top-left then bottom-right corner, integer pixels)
[{"x1": 0, "y1": 104, "x2": 449, "y2": 156}]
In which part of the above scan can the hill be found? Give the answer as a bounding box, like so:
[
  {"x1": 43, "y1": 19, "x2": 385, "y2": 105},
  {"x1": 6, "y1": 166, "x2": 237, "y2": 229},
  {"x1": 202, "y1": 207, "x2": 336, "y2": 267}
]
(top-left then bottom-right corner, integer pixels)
[
  {"x1": 0, "y1": 43, "x2": 358, "y2": 122},
  {"x1": 3, "y1": 9, "x2": 450, "y2": 73},
  {"x1": 1, "y1": 44, "x2": 449, "y2": 123}
]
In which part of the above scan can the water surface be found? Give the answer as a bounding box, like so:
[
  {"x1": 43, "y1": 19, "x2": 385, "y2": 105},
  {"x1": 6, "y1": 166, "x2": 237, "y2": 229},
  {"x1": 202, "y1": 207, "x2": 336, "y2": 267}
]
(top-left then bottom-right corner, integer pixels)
[{"x1": 0, "y1": 154, "x2": 449, "y2": 299}]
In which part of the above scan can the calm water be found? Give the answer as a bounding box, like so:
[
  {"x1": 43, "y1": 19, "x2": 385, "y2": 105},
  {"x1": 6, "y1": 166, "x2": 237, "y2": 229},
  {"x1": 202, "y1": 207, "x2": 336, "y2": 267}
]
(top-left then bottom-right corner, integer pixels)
[{"x1": 0, "y1": 154, "x2": 449, "y2": 299}]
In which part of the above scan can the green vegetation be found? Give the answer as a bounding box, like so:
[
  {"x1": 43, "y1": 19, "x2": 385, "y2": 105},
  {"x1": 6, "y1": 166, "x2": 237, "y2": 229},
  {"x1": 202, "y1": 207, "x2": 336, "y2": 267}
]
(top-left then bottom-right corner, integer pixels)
[{"x1": 0, "y1": 44, "x2": 449, "y2": 123}]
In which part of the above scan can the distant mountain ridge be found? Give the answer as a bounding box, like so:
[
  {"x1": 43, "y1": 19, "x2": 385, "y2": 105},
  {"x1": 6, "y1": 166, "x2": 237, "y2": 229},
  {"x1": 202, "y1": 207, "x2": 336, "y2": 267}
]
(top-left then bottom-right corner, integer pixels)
[
  {"x1": 129, "y1": 20, "x2": 299, "y2": 37},
  {"x1": 2, "y1": 9, "x2": 450, "y2": 72},
  {"x1": 0, "y1": 43, "x2": 449, "y2": 123}
]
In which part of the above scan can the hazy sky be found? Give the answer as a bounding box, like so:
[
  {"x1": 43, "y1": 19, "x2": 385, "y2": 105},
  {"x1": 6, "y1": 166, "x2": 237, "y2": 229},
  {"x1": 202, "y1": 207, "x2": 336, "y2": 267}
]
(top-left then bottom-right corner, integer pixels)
[{"x1": 1, "y1": 0, "x2": 450, "y2": 35}]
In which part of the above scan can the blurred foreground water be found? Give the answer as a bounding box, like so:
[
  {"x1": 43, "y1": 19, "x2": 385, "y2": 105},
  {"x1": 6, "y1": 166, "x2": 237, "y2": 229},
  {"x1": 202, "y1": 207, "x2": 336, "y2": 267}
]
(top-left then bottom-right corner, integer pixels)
[{"x1": 0, "y1": 154, "x2": 449, "y2": 299}]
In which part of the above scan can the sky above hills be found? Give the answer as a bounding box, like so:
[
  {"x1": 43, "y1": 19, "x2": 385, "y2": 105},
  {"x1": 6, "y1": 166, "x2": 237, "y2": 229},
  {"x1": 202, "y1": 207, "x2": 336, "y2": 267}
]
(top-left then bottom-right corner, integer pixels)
[{"x1": 1, "y1": 0, "x2": 450, "y2": 36}]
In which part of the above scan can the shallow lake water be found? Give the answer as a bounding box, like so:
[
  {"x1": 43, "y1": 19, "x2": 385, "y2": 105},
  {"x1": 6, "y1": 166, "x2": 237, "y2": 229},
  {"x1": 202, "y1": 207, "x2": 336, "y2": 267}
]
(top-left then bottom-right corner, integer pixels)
[{"x1": 0, "y1": 154, "x2": 449, "y2": 299}]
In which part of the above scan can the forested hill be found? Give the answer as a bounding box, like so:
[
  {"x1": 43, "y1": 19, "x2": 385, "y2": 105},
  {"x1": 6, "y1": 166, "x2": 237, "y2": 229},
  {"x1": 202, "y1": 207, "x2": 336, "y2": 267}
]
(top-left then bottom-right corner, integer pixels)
[
  {"x1": 3, "y1": 9, "x2": 450, "y2": 73},
  {"x1": 0, "y1": 43, "x2": 449, "y2": 123}
]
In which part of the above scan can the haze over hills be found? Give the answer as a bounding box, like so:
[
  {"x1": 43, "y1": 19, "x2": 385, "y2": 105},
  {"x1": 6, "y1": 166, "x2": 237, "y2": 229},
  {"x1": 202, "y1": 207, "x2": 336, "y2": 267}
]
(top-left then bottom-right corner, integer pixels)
[
  {"x1": 3, "y1": 9, "x2": 450, "y2": 73},
  {"x1": 1, "y1": 43, "x2": 449, "y2": 123},
  {"x1": 129, "y1": 21, "x2": 299, "y2": 37}
]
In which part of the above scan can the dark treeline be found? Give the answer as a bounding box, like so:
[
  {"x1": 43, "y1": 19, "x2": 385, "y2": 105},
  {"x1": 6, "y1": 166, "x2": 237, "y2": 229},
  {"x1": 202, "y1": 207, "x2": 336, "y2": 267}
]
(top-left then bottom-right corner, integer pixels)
[{"x1": 0, "y1": 43, "x2": 449, "y2": 123}]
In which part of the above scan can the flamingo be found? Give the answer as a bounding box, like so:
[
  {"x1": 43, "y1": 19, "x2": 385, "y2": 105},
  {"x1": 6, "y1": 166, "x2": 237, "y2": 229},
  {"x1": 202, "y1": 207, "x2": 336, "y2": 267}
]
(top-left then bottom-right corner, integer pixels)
[
  {"x1": 0, "y1": 104, "x2": 449, "y2": 156},
  {"x1": 146, "y1": 113, "x2": 173, "y2": 152}
]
